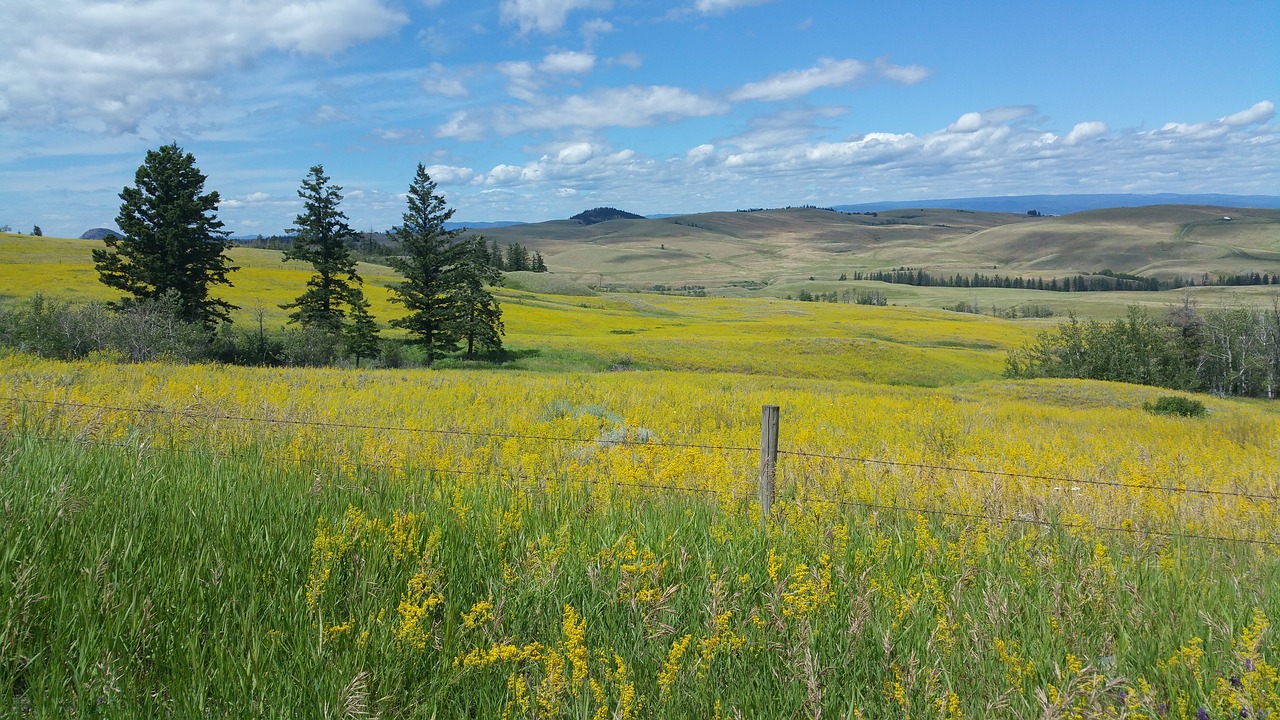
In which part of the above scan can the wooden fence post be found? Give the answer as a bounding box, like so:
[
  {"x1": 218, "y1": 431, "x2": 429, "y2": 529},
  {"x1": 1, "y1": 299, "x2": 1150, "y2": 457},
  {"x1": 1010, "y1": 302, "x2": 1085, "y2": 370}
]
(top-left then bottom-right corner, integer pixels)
[{"x1": 759, "y1": 404, "x2": 779, "y2": 523}]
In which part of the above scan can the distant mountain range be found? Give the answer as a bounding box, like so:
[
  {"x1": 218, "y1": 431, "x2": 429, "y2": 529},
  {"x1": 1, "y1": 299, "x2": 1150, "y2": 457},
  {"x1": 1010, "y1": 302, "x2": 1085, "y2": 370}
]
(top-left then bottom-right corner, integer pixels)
[
  {"x1": 831, "y1": 193, "x2": 1280, "y2": 216},
  {"x1": 84, "y1": 194, "x2": 1280, "y2": 241}
]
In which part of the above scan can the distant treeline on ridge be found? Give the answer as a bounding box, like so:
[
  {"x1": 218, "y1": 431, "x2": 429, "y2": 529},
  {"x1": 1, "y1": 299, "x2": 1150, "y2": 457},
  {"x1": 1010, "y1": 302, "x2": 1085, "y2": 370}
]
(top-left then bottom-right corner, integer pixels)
[{"x1": 848, "y1": 268, "x2": 1280, "y2": 292}]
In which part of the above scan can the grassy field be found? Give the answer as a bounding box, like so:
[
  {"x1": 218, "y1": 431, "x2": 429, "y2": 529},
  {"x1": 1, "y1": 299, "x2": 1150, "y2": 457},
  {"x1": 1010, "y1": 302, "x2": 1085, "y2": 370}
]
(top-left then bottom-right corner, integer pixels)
[
  {"x1": 2, "y1": 226, "x2": 1280, "y2": 716},
  {"x1": 478, "y1": 205, "x2": 1280, "y2": 291},
  {"x1": 2, "y1": 357, "x2": 1279, "y2": 717}
]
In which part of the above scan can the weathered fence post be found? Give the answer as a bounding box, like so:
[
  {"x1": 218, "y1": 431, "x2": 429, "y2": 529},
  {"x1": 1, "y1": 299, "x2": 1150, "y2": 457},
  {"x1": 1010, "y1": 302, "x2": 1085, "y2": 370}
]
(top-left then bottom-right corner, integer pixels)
[{"x1": 759, "y1": 404, "x2": 779, "y2": 523}]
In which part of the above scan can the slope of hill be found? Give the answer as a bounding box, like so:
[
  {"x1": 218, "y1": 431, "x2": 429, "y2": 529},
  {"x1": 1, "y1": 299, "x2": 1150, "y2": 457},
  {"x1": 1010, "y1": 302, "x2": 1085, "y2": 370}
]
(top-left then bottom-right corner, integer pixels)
[
  {"x1": 478, "y1": 205, "x2": 1280, "y2": 289},
  {"x1": 949, "y1": 205, "x2": 1280, "y2": 277},
  {"x1": 480, "y1": 207, "x2": 1041, "y2": 286}
]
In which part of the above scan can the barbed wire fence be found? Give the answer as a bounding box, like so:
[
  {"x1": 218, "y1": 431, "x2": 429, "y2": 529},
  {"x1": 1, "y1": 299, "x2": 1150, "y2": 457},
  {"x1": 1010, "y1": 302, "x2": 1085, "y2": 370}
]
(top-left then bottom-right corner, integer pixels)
[{"x1": 2, "y1": 395, "x2": 1277, "y2": 548}]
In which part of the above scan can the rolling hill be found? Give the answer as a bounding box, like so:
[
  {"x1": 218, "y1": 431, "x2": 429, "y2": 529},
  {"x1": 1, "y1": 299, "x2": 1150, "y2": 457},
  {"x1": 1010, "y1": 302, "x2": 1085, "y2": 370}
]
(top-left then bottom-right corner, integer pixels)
[{"x1": 477, "y1": 204, "x2": 1280, "y2": 289}]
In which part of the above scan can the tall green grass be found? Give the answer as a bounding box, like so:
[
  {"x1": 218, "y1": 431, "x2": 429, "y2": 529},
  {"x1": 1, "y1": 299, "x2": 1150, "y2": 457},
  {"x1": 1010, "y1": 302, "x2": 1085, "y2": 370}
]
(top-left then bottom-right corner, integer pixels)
[{"x1": 2, "y1": 432, "x2": 1277, "y2": 717}]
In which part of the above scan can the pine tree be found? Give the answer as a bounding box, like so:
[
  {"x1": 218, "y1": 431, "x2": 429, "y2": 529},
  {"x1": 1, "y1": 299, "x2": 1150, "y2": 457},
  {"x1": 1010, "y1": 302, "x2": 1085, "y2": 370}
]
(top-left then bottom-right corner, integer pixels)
[
  {"x1": 452, "y1": 236, "x2": 504, "y2": 359},
  {"x1": 388, "y1": 164, "x2": 464, "y2": 365},
  {"x1": 489, "y1": 239, "x2": 505, "y2": 271},
  {"x1": 343, "y1": 288, "x2": 381, "y2": 368},
  {"x1": 505, "y1": 242, "x2": 529, "y2": 272},
  {"x1": 532, "y1": 252, "x2": 548, "y2": 273},
  {"x1": 281, "y1": 165, "x2": 362, "y2": 338},
  {"x1": 93, "y1": 143, "x2": 238, "y2": 328},
  {"x1": 31, "y1": 226, "x2": 42, "y2": 237}
]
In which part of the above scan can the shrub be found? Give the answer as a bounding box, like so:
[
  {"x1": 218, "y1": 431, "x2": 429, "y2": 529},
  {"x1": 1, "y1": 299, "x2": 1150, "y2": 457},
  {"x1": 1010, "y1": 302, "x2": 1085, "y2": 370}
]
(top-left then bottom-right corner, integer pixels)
[{"x1": 1143, "y1": 395, "x2": 1206, "y2": 418}]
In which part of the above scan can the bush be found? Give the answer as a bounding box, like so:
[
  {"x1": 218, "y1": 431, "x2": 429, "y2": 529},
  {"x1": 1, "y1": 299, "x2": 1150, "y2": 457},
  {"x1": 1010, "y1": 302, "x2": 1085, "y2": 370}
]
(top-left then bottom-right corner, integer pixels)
[
  {"x1": 1143, "y1": 395, "x2": 1206, "y2": 418},
  {"x1": 0, "y1": 292, "x2": 212, "y2": 363}
]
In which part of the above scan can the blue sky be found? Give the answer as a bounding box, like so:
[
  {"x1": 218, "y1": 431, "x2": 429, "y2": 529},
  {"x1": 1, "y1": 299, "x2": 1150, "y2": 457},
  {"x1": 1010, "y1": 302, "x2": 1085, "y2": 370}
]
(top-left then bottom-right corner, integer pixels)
[{"x1": 1, "y1": 0, "x2": 1277, "y2": 238}]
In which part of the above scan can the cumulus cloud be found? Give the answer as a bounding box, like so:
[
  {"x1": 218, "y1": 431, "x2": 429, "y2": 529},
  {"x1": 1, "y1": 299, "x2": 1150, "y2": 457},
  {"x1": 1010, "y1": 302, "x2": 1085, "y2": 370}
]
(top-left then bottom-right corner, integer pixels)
[
  {"x1": 425, "y1": 165, "x2": 477, "y2": 184},
  {"x1": 946, "y1": 106, "x2": 1035, "y2": 133},
  {"x1": 556, "y1": 142, "x2": 596, "y2": 164},
  {"x1": 686, "y1": 144, "x2": 716, "y2": 163},
  {"x1": 511, "y1": 86, "x2": 728, "y2": 131},
  {"x1": 540, "y1": 51, "x2": 597, "y2": 74},
  {"x1": 499, "y1": 0, "x2": 611, "y2": 35},
  {"x1": 0, "y1": 0, "x2": 407, "y2": 133},
  {"x1": 730, "y1": 59, "x2": 868, "y2": 102},
  {"x1": 481, "y1": 142, "x2": 645, "y2": 188},
  {"x1": 947, "y1": 112, "x2": 985, "y2": 134},
  {"x1": 694, "y1": 0, "x2": 773, "y2": 15},
  {"x1": 1220, "y1": 100, "x2": 1275, "y2": 127},
  {"x1": 1063, "y1": 121, "x2": 1108, "y2": 145}
]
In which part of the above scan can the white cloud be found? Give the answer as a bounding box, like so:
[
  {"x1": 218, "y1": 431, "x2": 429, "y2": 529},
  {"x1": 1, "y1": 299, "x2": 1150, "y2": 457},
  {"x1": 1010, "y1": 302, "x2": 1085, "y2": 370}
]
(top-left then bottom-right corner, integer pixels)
[
  {"x1": 512, "y1": 86, "x2": 728, "y2": 131},
  {"x1": 425, "y1": 165, "x2": 477, "y2": 184},
  {"x1": 580, "y1": 18, "x2": 614, "y2": 43},
  {"x1": 373, "y1": 127, "x2": 429, "y2": 143},
  {"x1": 305, "y1": 104, "x2": 353, "y2": 126},
  {"x1": 687, "y1": 144, "x2": 716, "y2": 163},
  {"x1": 612, "y1": 52, "x2": 644, "y2": 69},
  {"x1": 499, "y1": 0, "x2": 611, "y2": 35},
  {"x1": 724, "y1": 106, "x2": 846, "y2": 150},
  {"x1": 0, "y1": 0, "x2": 408, "y2": 133},
  {"x1": 694, "y1": 0, "x2": 773, "y2": 15},
  {"x1": 437, "y1": 110, "x2": 486, "y2": 141},
  {"x1": 540, "y1": 51, "x2": 597, "y2": 74},
  {"x1": 947, "y1": 112, "x2": 985, "y2": 133},
  {"x1": 486, "y1": 164, "x2": 527, "y2": 185},
  {"x1": 246, "y1": 192, "x2": 271, "y2": 202},
  {"x1": 946, "y1": 106, "x2": 1035, "y2": 133},
  {"x1": 1220, "y1": 100, "x2": 1275, "y2": 127},
  {"x1": 875, "y1": 59, "x2": 930, "y2": 85},
  {"x1": 422, "y1": 63, "x2": 468, "y2": 97},
  {"x1": 1063, "y1": 121, "x2": 1108, "y2": 145},
  {"x1": 730, "y1": 59, "x2": 868, "y2": 102},
  {"x1": 556, "y1": 142, "x2": 596, "y2": 164},
  {"x1": 497, "y1": 61, "x2": 541, "y2": 101}
]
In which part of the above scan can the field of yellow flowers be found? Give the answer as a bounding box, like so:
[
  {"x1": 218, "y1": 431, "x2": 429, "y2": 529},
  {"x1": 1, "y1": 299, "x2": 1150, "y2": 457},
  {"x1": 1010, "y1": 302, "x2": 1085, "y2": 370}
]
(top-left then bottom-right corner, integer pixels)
[
  {"x1": 2, "y1": 345, "x2": 1278, "y2": 717},
  {"x1": 2, "y1": 232, "x2": 1279, "y2": 717}
]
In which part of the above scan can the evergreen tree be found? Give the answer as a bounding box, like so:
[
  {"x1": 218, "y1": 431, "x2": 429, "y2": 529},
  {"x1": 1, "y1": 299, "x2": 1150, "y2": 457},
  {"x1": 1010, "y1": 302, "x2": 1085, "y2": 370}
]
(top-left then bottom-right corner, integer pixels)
[
  {"x1": 281, "y1": 165, "x2": 362, "y2": 338},
  {"x1": 532, "y1": 251, "x2": 548, "y2": 273},
  {"x1": 388, "y1": 164, "x2": 464, "y2": 365},
  {"x1": 489, "y1": 239, "x2": 505, "y2": 271},
  {"x1": 31, "y1": 226, "x2": 42, "y2": 237},
  {"x1": 343, "y1": 288, "x2": 381, "y2": 367},
  {"x1": 93, "y1": 143, "x2": 238, "y2": 328},
  {"x1": 452, "y1": 236, "x2": 504, "y2": 359},
  {"x1": 505, "y1": 242, "x2": 529, "y2": 272}
]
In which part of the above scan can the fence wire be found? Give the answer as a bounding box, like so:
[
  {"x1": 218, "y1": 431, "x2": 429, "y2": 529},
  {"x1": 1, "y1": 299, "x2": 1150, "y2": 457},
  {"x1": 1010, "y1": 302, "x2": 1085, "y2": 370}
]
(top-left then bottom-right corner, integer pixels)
[{"x1": 3, "y1": 396, "x2": 1277, "y2": 548}]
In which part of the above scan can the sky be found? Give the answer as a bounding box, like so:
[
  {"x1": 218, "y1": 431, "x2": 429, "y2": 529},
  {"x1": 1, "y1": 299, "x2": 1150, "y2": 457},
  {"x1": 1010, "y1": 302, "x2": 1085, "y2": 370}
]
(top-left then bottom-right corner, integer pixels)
[{"x1": 1, "y1": 0, "x2": 1277, "y2": 238}]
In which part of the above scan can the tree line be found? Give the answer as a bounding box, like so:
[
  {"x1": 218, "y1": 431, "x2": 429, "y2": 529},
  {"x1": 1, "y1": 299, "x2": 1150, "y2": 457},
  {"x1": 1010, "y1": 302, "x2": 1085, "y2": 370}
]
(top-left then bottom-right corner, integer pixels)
[
  {"x1": 1005, "y1": 299, "x2": 1280, "y2": 398},
  {"x1": 1, "y1": 144, "x2": 506, "y2": 368},
  {"x1": 846, "y1": 268, "x2": 1280, "y2": 292}
]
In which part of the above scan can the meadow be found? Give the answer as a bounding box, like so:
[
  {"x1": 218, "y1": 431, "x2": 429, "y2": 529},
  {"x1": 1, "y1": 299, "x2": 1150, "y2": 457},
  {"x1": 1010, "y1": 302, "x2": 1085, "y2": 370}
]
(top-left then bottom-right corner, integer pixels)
[{"x1": 2, "y1": 231, "x2": 1280, "y2": 717}]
